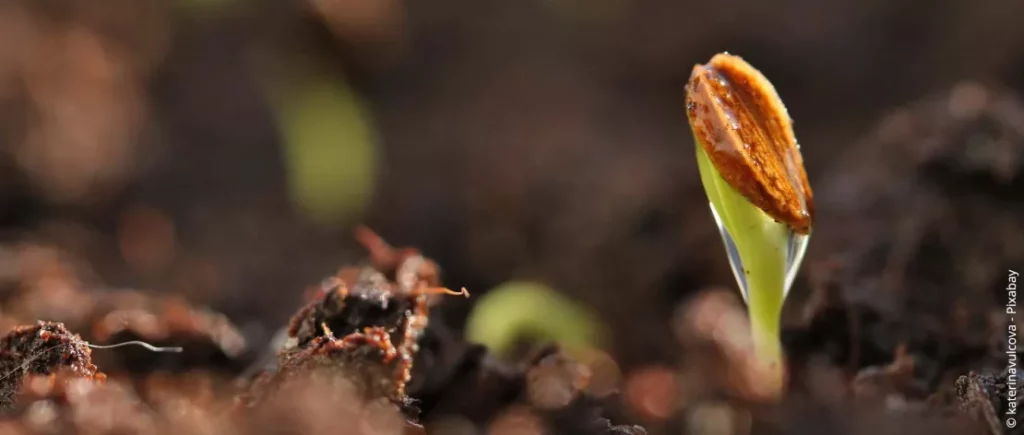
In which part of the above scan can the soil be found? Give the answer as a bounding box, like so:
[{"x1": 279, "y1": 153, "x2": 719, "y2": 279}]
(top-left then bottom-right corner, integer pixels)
[{"x1": 0, "y1": 1, "x2": 1023, "y2": 434}]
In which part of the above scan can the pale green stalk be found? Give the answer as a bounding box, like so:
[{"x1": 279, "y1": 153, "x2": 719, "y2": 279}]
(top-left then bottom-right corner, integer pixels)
[{"x1": 695, "y1": 142, "x2": 789, "y2": 384}]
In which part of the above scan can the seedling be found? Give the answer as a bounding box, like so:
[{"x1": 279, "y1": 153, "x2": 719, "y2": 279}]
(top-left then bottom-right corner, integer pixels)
[{"x1": 684, "y1": 53, "x2": 814, "y2": 391}]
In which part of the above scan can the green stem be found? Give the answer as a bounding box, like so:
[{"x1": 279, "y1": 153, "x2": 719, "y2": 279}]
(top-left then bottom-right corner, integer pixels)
[
  {"x1": 743, "y1": 232, "x2": 785, "y2": 382},
  {"x1": 695, "y1": 142, "x2": 788, "y2": 387}
]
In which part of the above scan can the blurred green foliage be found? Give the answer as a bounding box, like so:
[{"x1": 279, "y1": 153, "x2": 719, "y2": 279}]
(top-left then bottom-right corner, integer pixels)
[
  {"x1": 466, "y1": 281, "x2": 605, "y2": 358},
  {"x1": 269, "y1": 74, "x2": 378, "y2": 227}
]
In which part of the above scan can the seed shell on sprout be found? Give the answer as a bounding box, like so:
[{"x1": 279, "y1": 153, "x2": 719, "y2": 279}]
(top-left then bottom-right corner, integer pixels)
[{"x1": 685, "y1": 53, "x2": 815, "y2": 234}]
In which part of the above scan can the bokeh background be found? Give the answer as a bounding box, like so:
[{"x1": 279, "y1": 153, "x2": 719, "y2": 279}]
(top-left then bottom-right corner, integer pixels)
[{"x1": 1, "y1": 0, "x2": 1023, "y2": 433}]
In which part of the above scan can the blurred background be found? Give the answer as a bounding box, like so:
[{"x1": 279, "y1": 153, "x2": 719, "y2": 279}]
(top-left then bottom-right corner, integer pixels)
[{"x1": 1, "y1": 0, "x2": 1023, "y2": 432}]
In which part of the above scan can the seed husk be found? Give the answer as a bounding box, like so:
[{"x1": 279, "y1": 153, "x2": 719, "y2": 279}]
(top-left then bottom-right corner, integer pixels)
[{"x1": 685, "y1": 53, "x2": 814, "y2": 234}]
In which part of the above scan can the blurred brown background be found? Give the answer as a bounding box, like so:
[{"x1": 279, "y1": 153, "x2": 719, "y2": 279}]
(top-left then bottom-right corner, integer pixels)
[{"x1": 1, "y1": 0, "x2": 1022, "y2": 376}]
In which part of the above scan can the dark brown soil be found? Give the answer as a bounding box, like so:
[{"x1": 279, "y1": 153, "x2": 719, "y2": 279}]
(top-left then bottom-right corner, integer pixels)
[{"x1": 0, "y1": 0, "x2": 1022, "y2": 434}]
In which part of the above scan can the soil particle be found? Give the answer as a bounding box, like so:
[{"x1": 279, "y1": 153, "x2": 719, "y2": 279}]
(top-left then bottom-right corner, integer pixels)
[{"x1": 0, "y1": 321, "x2": 100, "y2": 411}]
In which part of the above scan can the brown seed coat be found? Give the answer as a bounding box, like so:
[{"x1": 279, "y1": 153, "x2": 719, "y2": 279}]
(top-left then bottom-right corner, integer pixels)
[{"x1": 685, "y1": 53, "x2": 814, "y2": 234}]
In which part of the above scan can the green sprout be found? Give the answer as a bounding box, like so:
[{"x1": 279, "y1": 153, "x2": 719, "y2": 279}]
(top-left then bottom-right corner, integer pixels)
[
  {"x1": 465, "y1": 281, "x2": 605, "y2": 360},
  {"x1": 685, "y1": 53, "x2": 814, "y2": 392}
]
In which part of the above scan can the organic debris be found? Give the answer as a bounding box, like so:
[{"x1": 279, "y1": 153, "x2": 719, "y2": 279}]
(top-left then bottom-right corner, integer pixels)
[
  {"x1": 0, "y1": 322, "x2": 102, "y2": 411},
  {"x1": 270, "y1": 226, "x2": 464, "y2": 404},
  {"x1": 244, "y1": 227, "x2": 645, "y2": 434}
]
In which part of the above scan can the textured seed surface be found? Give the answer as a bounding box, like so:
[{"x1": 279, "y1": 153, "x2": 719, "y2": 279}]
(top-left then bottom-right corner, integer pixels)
[{"x1": 686, "y1": 53, "x2": 814, "y2": 234}]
